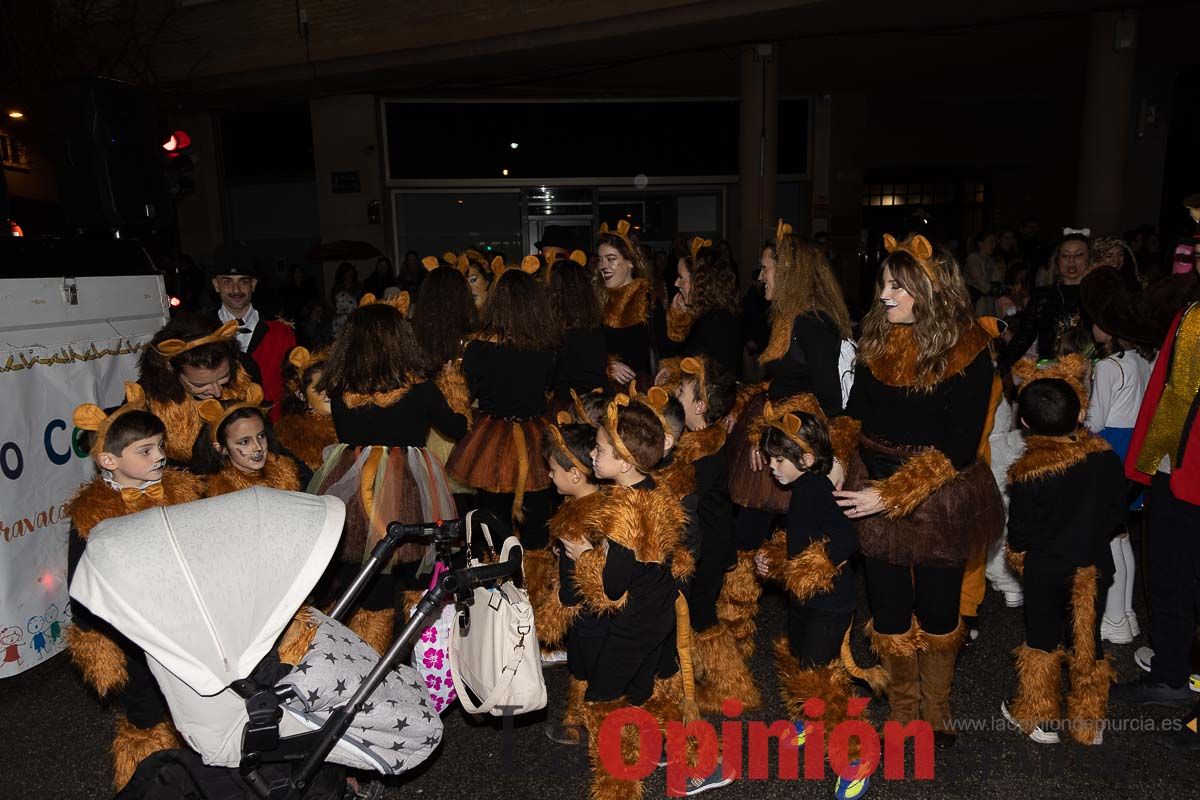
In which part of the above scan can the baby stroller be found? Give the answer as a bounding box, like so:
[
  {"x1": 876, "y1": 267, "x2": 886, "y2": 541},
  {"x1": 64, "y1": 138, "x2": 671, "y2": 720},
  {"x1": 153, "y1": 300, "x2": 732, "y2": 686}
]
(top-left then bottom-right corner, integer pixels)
[{"x1": 69, "y1": 487, "x2": 522, "y2": 799}]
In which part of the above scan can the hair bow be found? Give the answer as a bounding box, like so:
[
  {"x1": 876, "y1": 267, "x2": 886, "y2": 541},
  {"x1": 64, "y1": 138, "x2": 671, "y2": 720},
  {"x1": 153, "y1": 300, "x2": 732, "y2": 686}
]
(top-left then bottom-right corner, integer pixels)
[
  {"x1": 1062, "y1": 228, "x2": 1091, "y2": 238},
  {"x1": 154, "y1": 319, "x2": 238, "y2": 359}
]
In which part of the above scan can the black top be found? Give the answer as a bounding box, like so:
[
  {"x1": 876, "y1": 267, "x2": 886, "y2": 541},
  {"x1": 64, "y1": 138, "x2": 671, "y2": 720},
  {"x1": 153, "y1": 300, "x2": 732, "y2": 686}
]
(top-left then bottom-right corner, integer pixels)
[
  {"x1": 846, "y1": 348, "x2": 994, "y2": 470},
  {"x1": 330, "y1": 381, "x2": 466, "y2": 446},
  {"x1": 599, "y1": 478, "x2": 678, "y2": 643},
  {"x1": 603, "y1": 322, "x2": 653, "y2": 378},
  {"x1": 766, "y1": 312, "x2": 844, "y2": 416},
  {"x1": 999, "y1": 283, "x2": 1087, "y2": 370},
  {"x1": 560, "y1": 549, "x2": 610, "y2": 639},
  {"x1": 68, "y1": 526, "x2": 169, "y2": 728},
  {"x1": 693, "y1": 444, "x2": 736, "y2": 573},
  {"x1": 1007, "y1": 448, "x2": 1126, "y2": 574},
  {"x1": 741, "y1": 283, "x2": 772, "y2": 355},
  {"x1": 662, "y1": 309, "x2": 744, "y2": 380},
  {"x1": 554, "y1": 327, "x2": 609, "y2": 403},
  {"x1": 463, "y1": 339, "x2": 556, "y2": 419},
  {"x1": 785, "y1": 470, "x2": 858, "y2": 612}
]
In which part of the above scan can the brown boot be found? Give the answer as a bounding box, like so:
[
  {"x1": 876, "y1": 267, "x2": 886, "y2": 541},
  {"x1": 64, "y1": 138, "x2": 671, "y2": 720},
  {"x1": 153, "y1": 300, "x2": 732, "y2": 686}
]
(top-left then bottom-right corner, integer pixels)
[
  {"x1": 918, "y1": 620, "x2": 966, "y2": 748},
  {"x1": 715, "y1": 552, "x2": 761, "y2": 659},
  {"x1": 583, "y1": 698, "x2": 646, "y2": 800},
  {"x1": 547, "y1": 676, "x2": 588, "y2": 745},
  {"x1": 1066, "y1": 566, "x2": 1116, "y2": 745},
  {"x1": 867, "y1": 618, "x2": 924, "y2": 725},
  {"x1": 773, "y1": 639, "x2": 856, "y2": 746},
  {"x1": 1004, "y1": 645, "x2": 1065, "y2": 743},
  {"x1": 693, "y1": 623, "x2": 761, "y2": 712}
]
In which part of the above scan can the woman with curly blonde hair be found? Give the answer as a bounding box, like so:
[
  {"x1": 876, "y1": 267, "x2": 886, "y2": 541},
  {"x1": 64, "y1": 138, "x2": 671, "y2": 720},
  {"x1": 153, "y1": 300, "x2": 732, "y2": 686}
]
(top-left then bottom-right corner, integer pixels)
[
  {"x1": 829, "y1": 234, "x2": 1004, "y2": 749},
  {"x1": 660, "y1": 238, "x2": 743, "y2": 378}
]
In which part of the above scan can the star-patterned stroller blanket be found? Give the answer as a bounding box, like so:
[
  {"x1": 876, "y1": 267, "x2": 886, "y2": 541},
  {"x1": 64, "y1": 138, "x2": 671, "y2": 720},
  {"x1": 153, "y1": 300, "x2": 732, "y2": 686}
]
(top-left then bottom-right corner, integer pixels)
[{"x1": 278, "y1": 608, "x2": 444, "y2": 774}]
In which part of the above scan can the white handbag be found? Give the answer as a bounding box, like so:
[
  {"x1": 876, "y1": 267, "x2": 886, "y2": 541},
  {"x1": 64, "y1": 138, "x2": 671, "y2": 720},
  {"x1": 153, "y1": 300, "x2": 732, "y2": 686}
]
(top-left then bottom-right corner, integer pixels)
[{"x1": 448, "y1": 511, "x2": 547, "y2": 717}]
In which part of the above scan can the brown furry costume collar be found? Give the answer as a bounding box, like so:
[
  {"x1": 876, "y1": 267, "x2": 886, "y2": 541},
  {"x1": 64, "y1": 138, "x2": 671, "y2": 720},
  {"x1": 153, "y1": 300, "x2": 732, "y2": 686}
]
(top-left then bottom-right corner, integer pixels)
[
  {"x1": 863, "y1": 320, "x2": 995, "y2": 390},
  {"x1": 548, "y1": 488, "x2": 609, "y2": 545},
  {"x1": 665, "y1": 305, "x2": 694, "y2": 343},
  {"x1": 675, "y1": 424, "x2": 727, "y2": 464},
  {"x1": 206, "y1": 453, "x2": 301, "y2": 497},
  {"x1": 66, "y1": 469, "x2": 206, "y2": 540},
  {"x1": 274, "y1": 412, "x2": 337, "y2": 470},
  {"x1": 1007, "y1": 430, "x2": 1112, "y2": 485},
  {"x1": 341, "y1": 378, "x2": 420, "y2": 409},
  {"x1": 603, "y1": 278, "x2": 652, "y2": 329},
  {"x1": 148, "y1": 370, "x2": 256, "y2": 463},
  {"x1": 584, "y1": 484, "x2": 687, "y2": 564}
]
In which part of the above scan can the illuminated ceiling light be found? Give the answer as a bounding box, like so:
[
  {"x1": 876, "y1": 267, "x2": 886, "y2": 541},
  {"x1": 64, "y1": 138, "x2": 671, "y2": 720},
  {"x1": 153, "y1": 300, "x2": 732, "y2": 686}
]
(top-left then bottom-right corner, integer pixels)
[
  {"x1": 457, "y1": 199, "x2": 464, "y2": 205},
  {"x1": 502, "y1": 168, "x2": 509, "y2": 176},
  {"x1": 510, "y1": 142, "x2": 519, "y2": 149},
  {"x1": 625, "y1": 213, "x2": 632, "y2": 218},
  {"x1": 7, "y1": 110, "x2": 25, "y2": 119}
]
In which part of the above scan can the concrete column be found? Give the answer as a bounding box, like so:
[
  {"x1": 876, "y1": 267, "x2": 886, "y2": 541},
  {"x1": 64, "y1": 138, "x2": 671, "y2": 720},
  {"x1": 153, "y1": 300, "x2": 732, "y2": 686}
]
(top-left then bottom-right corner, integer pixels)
[
  {"x1": 310, "y1": 94, "x2": 386, "y2": 291},
  {"x1": 1075, "y1": 12, "x2": 1137, "y2": 234},
  {"x1": 739, "y1": 43, "x2": 778, "y2": 286},
  {"x1": 810, "y1": 94, "x2": 832, "y2": 235}
]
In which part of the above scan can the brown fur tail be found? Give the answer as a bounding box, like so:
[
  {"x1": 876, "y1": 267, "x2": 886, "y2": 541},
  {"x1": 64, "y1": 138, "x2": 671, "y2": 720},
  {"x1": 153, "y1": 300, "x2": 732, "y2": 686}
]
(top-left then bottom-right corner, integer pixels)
[{"x1": 840, "y1": 623, "x2": 888, "y2": 694}]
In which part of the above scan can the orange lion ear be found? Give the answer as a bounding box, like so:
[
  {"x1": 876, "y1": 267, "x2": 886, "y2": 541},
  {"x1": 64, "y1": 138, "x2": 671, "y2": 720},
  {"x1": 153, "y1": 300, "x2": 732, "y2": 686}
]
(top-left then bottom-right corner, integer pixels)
[
  {"x1": 599, "y1": 222, "x2": 610, "y2": 235},
  {"x1": 73, "y1": 404, "x2": 108, "y2": 432},
  {"x1": 197, "y1": 399, "x2": 225, "y2": 425},
  {"x1": 909, "y1": 235, "x2": 934, "y2": 261},
  {"x1": 123, "y1": 381, "x2": 146, "y2": 408},
  {"x1": 288, "y1": 346, "x2": 312, "y2": 370},
  {"x1": 441, "y1": 251, "x2": 457, "y2": 266},
  {"x1": 246, "y1": 383, "x2": 265, "y2": 406},
  {"x1": 490, "y1": 255, "x2": 504, "y2": 272},
  {"x1": 776, "y1": 219, "x2": 792, "y2": 240},
  {"x1": 1056, "y1": 353, "x2": 1091, "y2": 382},
  {"x1": 763, "y1": 400, "x2": 777, "y2": 422},
  {"x1": 457, "y1": 255, "x2": 470, "y2": 274},
  {"x1": 520, "y1": 255, "x2": 540, "y2": 274},
  {"x1": 358, "y1": 293, "x2": 377, "y2": 308},
  {"x1": 680, "y1": 356, "x2": 703, "y2": 376},
  {"x1": 422, "y1": 256, "x2": 440, "y2": 272},
  {"x1": 556, "y1": 410, "x2": 573, "y2": 425},
  {"x1": 616, "y1": 219, "x2": 631, "y2": 238},
  {"x1": 883, "y1": 233, "x2": 899, "y2": 253},
  {"x1": 645, "y1": 386, "x2": 669, "y2": 410},
  {"x1": 465, "y1": 249, "x2": 483, "y2": 263},
  {"x1": 782, "y1": 413, "x2": 802, "y2": 437},
  {"x1": 569, "y1": 250, "x2": 587, "y2": 266}
]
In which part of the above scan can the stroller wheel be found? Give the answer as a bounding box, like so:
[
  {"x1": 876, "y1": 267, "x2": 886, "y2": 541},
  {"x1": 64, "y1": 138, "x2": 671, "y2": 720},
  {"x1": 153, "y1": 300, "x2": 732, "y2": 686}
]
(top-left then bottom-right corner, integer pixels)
[{"x1": 343, "y1": 776, "x2": 385, "y2": 800}]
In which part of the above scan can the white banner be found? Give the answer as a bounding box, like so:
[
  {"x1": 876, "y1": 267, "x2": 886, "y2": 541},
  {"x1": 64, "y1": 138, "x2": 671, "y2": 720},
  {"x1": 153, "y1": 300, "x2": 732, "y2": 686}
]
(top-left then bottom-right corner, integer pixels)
[{"x1": 1, "y1": 337, "x2": 151, "y2": 677}]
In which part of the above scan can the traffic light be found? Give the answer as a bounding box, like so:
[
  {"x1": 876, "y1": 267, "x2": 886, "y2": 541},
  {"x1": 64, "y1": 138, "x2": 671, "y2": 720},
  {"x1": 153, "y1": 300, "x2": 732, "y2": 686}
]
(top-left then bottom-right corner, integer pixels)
[{"x1": 162, "y1": 129, "x2": 195, "y2": 197}]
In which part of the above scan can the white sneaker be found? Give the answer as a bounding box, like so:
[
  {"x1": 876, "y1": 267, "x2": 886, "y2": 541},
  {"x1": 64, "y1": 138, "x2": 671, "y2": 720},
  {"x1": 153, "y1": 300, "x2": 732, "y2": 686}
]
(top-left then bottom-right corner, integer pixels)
[
  {"x1": 1132, "y1": 647, "x2": 1200, "y2": 692},
  {"x1": 1000, "y1": 700, "x2": 1060, "y2": 744},
  {"x1": 1004, "y1": 591, "x2": 1024, "y2": 608},
  {"x1": 1100, "y1": 615, "x2": 1134, "y2": 645},
  {"x1": 1125, "y1": 611, "x2": 1140, "y2": 638},
  {"x1": 540, "y1": 649, "x2": 569, "y2": 666}
]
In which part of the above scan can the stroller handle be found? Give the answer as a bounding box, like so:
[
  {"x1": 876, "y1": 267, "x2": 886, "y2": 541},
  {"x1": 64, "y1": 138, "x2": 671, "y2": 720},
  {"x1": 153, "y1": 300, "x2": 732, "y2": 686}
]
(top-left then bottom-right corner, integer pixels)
[{"x1": 448, "y1": 546, "x2": 522, "y2": 592}]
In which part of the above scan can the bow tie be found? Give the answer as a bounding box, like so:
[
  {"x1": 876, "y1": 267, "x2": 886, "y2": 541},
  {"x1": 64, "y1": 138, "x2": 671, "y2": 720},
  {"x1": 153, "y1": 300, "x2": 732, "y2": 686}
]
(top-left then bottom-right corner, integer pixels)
[
  {"x1": 236, "y1": 318, "x2": 252, "y2": 335},
  {"x1": 121, "y1": 483, "x2": 165, "y2": 506}
]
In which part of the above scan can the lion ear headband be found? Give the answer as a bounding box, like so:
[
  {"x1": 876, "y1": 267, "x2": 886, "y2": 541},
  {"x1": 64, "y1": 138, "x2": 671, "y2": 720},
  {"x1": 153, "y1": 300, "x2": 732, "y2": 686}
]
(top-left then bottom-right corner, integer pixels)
[
  {"x1": 1011, "y1": 353, "x2": 1092, "y2": 408},
  {"x1": 73, "y1": 382, "x2": 149, "y2": 456},
  {"x1": 493, "y1": 255, "x2": 540, "y2": 280},
  {"x1": 154, "y1": 320, "x2": 238, "y2": 359},
  {"x1": 689, "y1": 236, "x2": 712, "y2": 266},
  {"x1": 547, "y1": 416, "x2": 593, "y2": 476},
  {"x1": 197, "y1": 383, "x2": 267, "y2": 443},
  {"x1": 599, "y1": 219, "x2": 634, "y2": 250},
  {"x1": 679, "y1": 356, "x2": 708, "y2": 406},
  {"x1": 882, "y1": 232, "x2": 939, "y2": 284},
  {"x1": 359, "y1": 290, "x2": 411, "y2": 316},
  {"x1": 288, "y1": 346, "x2": 322, "y2": 373},
  {"x1": 762, "y1": 400, "x2": 813, "y2": 457},
  {"x1": 628, "y1": 381, "x2": 672, "y2": 437}
]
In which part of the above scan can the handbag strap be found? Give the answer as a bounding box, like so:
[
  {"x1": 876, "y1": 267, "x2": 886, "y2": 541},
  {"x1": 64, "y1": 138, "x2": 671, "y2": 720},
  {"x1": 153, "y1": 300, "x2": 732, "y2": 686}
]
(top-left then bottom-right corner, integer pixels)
[
  {"x1": 448, "y1": 609, "x2": 531, "y2": 715},
  {"x1": 463, "y1": 509, "x2": 497, "y2": 566}
]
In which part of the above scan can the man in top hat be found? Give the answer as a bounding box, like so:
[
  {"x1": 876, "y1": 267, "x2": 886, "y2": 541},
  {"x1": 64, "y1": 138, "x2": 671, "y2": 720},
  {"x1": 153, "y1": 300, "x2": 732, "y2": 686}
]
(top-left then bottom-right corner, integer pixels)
[
  {"x1": 536, "y1": 225, "x2": 575, "y2": 266},
  {"x1": 210, "y1": 252, "x2": 295, "y2": 420}
]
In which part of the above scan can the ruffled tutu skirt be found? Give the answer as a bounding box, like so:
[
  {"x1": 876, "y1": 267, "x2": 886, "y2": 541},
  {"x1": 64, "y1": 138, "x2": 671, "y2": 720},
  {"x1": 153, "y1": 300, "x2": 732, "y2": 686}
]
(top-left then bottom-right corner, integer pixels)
[
  {"x1": 310, "y1": 444, "x2": 456, "y2": 570},
  {"x1": 445, "y1": 414, "x2": 551, "y2": 494}
]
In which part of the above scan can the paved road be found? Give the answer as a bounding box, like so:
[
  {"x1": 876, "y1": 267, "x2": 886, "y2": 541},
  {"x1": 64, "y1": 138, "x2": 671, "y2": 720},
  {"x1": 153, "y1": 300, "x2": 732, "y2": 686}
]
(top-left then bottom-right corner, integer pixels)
[{"x1": 4, "y1": 576, "x2": 1197, "y2": 799}]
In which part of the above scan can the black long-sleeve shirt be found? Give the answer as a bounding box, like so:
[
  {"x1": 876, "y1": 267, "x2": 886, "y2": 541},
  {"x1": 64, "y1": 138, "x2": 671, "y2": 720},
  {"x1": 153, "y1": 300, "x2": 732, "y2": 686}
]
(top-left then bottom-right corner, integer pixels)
[
  {"x1": 846, "y1": 348, "x2": 994, "y2": 470},
  {"x1": 785, "y1": 470, "x2": 858, "y2": 612},
  {"x1": 330, "y1": 381, "x2": 466, "y2": 446},
  {"x1": 1007, "y1": 447, "x2": 1126, "y2": 575},
  {"x1": 661, "y1": 309, "x2": 744, "y2": 380},
  {"x1": 693, "y1": 445, "x2": 736, "y2": 573},
  {"x1": 998, "y1": 283, "x2": 1087, "y2": 370},
  {"x1": 463, "y1": 339, "x2": 556, "y2": 418},
  {"x1": 554, "y1": 327, "x2": 608, "y2": 403},
  {"x1": 766, "y1": 312, "x2": 844, "y2": 416}
]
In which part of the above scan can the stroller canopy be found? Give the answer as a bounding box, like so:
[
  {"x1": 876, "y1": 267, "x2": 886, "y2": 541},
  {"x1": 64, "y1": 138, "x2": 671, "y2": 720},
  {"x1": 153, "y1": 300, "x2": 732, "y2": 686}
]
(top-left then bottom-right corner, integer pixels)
[{"x1": 71, "y1": 487, "x2": 344, "y2": 696}]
